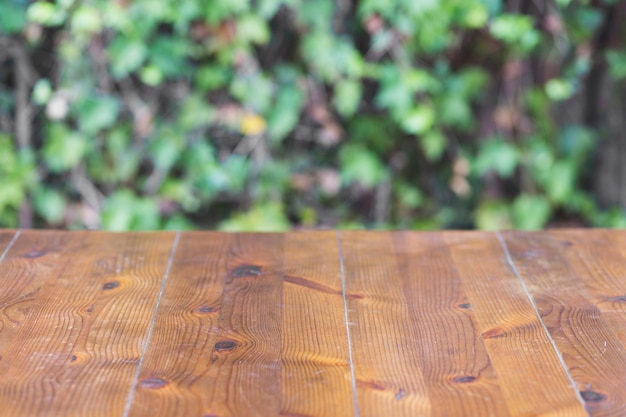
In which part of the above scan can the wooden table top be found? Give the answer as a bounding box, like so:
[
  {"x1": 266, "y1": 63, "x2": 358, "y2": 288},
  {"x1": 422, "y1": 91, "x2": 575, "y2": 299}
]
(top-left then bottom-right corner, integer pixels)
[{"x1": 0, "y1": 229, "x2": 624, "y2": 417}]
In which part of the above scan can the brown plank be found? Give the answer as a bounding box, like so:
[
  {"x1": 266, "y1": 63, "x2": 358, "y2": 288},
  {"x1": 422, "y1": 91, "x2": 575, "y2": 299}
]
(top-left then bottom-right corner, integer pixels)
[
  {"x1": 398, "y1": 232, "x2": 511, "y2": 416},
  {"x1": 549, "y1": 230, "x2": 626, "y2": 351},
  {"x1": 281, "y1": 231, "x2": 354, "y2": 417},
  {"x1": 506, "y1": 230, "x2": 626, "y2": 416},
  {"x1": 0, "y1": 229, "x2": 17, "y2": 258},
  {"x1": 125, "y1": 232, "x2": 232, "y2": 417},
  {"x1": 0, "y1": 231, "x2": 73, "y2": 358},
  {"x1": 0, "y1": 231, "x2": 177, "y2": 417},
  {"x1": 502, "y1": 230, "x2": 626, "y2": 417},
  {"x1": 445, "y1": 232, "x2": 588, "y2": 417},
  {"x1": 340, "y1": 231, "x2": 431, "y2": 417},
  {"x1": 127, "y1": 233, "x2": 284, "y2": 417}
]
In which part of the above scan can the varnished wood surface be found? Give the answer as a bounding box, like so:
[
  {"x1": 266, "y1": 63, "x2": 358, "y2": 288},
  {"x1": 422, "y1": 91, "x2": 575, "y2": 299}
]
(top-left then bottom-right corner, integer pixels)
[{"x1": 0, "y1": 230, "x2": 624, "y2": 417}]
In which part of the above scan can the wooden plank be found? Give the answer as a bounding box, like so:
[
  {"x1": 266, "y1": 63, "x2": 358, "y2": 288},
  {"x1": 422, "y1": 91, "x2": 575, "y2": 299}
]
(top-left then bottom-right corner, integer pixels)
[
  {"x1": 445, "y1": 232, "x2": 588, "y2": 417},
  {"x1": 549, "y1": 230, "x2": 626, "y2": 350},
  {"x1": 0, "y1": 229, "x2": 17, "y2": 258},
  {"x1": 503, "y1": 231, "x2": 626, "y2": 417},
  {"x1": 0, "y1": 231, "x2": 177, "y2": 417},
  {"x1": 398, "y1": 232, "x2": 511, "y2": 416},
  {"x1": 340, "y1": 231, "x2": 431, "y2": 417},
  {"x1": 127, "y1": 233, "x2": 284, "y2": 417},
  {"x1": 0, "y1": 231, "x2": 72, "y2": 359},
  {"x1": 125, "y1": 232, "x2": 232, "y2": 417},
  {"x1": 281, "y1": 231, "x2": 354, "y2": 417}
]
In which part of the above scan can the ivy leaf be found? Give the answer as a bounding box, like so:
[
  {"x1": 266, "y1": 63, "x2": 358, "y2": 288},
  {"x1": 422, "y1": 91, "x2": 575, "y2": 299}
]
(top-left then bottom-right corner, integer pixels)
[
  {"x1": 546, "y1": 160, "x2": 575, "y2": 203},
  {"x1": 43, "y1": 124, "x2": 87, "y2": 173},
  {"x1": 340, "y1": 144, "x2": 387, "y2": 188},
  {"x1": 401, "y1": 105, "x2": 435, "y2": 135},
  {"x1": 237, "y1": 14, "x2": 270, "y2": 45},
  {"x1": 33, "y1": 187, "x2": 67, "y2": 225},
  {"x1": 268, "y1": 84, "x2": 304, "y2": 143},
  {"x1": 512, "y1": 194, "x2": 551, "y2": 230},
  {"x1": 0, "y1": 2, "x2": 26, "y2": 34},
  {"x1": 474, "y1": 139, "x2": 520, "y2": 178},
  {"x1": 475, "y1": 200, "x2": 512, "y2": 230},
  {"x1": 109, "y1": 38, "x2": 148, "y2": 78},
  {"x1": 334, "y1": 79, "x2": 362, "y2": 117},
  {"x1": 26, "y1": 1, "x2": 65, "y2": 26},
  {"x1": 421, "y1": 131, "x2": 446, "y2": 161},
  {"x1": 75, "y1": 96, "x2": 120, "y2": 134},
  {"x1": 219, "y1": 202, "x2": 290, "y2": 232}
]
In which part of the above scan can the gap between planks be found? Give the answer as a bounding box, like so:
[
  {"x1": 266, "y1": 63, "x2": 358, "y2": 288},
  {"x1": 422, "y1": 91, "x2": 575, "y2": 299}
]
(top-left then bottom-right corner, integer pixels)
[
  {"x1": 122, "y1": 231, "x2": 181, "y2": 417},
  {"x1": 0, "y1": 229, "x2": 21, "y2": 265},
  {"x1": 336, "y1": 230, "x2": 361, "y2": 417},
  {"x1": 495, "y1": 231, "x2": 589, "y2": 416}
]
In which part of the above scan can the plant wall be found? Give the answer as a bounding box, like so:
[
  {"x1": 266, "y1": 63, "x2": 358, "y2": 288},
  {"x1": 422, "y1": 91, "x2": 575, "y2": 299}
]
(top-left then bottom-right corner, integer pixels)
[{"x1": 1, "y1": 0, "x2": 625, "y2": 230}]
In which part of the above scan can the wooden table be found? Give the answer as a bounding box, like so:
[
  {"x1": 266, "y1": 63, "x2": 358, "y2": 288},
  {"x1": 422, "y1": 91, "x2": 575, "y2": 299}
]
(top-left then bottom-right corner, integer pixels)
[{"x1": 0, "y1": 230, "x2": 624, "y2": 417}]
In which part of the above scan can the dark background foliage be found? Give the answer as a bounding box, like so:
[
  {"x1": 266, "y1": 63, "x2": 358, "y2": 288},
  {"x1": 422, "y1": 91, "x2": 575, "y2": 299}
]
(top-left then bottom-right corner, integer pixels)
[{"x1": 1, "y1": 0, "x2": 626, "y2": 231}]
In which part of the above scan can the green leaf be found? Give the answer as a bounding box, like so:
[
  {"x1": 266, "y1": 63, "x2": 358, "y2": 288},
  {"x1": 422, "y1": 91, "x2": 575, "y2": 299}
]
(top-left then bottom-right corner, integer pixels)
[
  {"x1": 195, "y1": 66, "x2": 230, "y2": 91},
  {"x1": 109, "y1": 38, "x2": 148, "y2": 78},
  {"x1": 75, "y1": 95, "x2": 120, "y2": 134},
  {"x1": 219, "y1": 202, "x2": 290, "y2": 232},
  {"x1": 149, "y1": 128, "x2": 182, "y2": 171},
  {"x1": 32, "y1": 79, "x2": 53, "y2": 105},
  {"x1": 421, "y1": 131, "x2": 446, "y2": 161},
  {"x1": 339, "y1": 144, "x2": 387, "y2": 188},
  {"x1": 163, "y1": 214, "x2": 196, "y2": 230},
  {"x1": 140, "y1": 65, "x2": 164, "y2": 86},
  {"x1": 333, "y1": 79, "x2": 362, "y2": 117},
  {"x1": 546, "y1": 160, "x2": 575, "y2": 203},
  {"x1": 545, "y1": 79, "x2": 573, "y2": 101},
  {"x1": 43, "y1": 124, "x2": 87, "y2": 172},
  {"x1": 33, "y1": 187, "x2": 67, "y2": 225},
  {"x1": 267, "y1": 85, "x2": 304, "y2": 143},
  {"x1": 178, "y1": 94, "x2": 215, "y2": 130},
  {"x1": 474, "y1": 139, "x2": 520, "y2": 178},
  {"x1": 237, "y1": 14, "x2": 270, "y2": 45},
  {"x1": 27, "y1": 1, "x2": 65, "y2": 26},
  {"x1": 71, "y1": 5, "x2": 102, "y2": 34},
  {"x1": 439, "y1": 94, "x2": 471, "y2": 129},
  {"x1": 396, "y1": 182, "x2": 423, "y2": 209},
  {"x1": 475, "y1": 200, "x2": 512, "y2": 230},
  {"x1": 101, "y1": 190, "x2": 160, "y2": 231},
  {"x1": 512, "y1": 194, "x2": 551, "y2": 230},
  {"x1": 606, "y1": 50, "x2": 626, "y2": 80},
  {"x1": 0, "y1": 2, "x2": 26, "y2": 34},
  {"x1": 401, "y1": 105, "x2": 435, "y2": 135},
  {"x1": 490, "y1": 14, "x2": 539, "y2": 52},
  {"x1": 463, "y1": 4, "x2": 488, "y2": 28}
]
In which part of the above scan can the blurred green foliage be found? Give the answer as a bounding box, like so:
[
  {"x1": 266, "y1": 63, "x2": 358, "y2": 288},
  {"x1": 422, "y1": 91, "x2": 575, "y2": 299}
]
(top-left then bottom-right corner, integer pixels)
[{"x1": 1, "y1": 0, "x2": 625, "y2": 230}]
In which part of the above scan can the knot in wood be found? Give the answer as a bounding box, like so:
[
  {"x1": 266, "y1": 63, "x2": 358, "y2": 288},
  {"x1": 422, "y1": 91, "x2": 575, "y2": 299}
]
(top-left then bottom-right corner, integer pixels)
[
  {"x1": 140, "y1": 378, "x2": 169, "y2": 389},
  {"x1": 580, "y1": 390, "x2": 606, "y2": 403},
  {"x1": 103, "y1": 281, "x2": 120, "y2": 290},
  {"x1": 232, "y1": 265, "x2": 262, "y2": 278},
  {"x1": 214, "y1": 340, "x2": 239, "y2": 352},
  {"x1": 453, "y1": 375, "x2": 476, "y2": 383}
]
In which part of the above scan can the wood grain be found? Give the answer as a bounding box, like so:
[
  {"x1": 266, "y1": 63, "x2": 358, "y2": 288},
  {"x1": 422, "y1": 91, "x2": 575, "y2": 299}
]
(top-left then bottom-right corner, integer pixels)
[
  {"x1": 0, "y1": 231, "x2": 176, "y2": 417},
  {"x1": 398, "y1": 232, "x2": 510, "y2": 417},
  {"x1": 446, "y1": 232, "x2": 588, "y2": 417},
  {"x1": 281, "y1": 231, "x2": 354, "y2": 417},
  {"x1": 200, "y1": 233, "x2": 284, "y2": 417},
  {"x1": 126, "y1": 232, "x2": 232, "y2": 417},
  {"x1": 0, "y1": 230, "x2": 624, "y2": 416},
  {"x1": 0, "y1": 229, "x2": 16, "y2": 257},
  {"x1": 0, "y1": 231, "x2": 72, "y2": 358},
  {"x1": 549, "y1": 230, "x2": 626, "y2": 350},
  {"x1": 502, "y1": 231, "x2": 626, "y2": 417},
  {"x1": 128, "y1": 233, "x2": 285, "y2": 417},
  {"x1": 340, "y1": 231, "x2": 431, "y2": 417}
]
